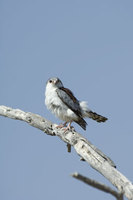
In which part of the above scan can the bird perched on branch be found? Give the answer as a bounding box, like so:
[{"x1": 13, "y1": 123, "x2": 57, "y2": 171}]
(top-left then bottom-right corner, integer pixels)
[{"x1": 45, "y1": 77, "x2": 107, "y2": 131}]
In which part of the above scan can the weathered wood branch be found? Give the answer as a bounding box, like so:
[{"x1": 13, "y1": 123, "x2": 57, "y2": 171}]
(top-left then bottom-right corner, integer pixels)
[
  {"x1": 0, "y1": 105, "x2": 133, "y2": 200},
  {"x1": 72, "y1": 172, "x2": 123, "y2": 200}
]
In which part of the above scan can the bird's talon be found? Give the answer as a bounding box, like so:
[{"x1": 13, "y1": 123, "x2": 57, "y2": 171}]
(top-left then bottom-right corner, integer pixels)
[
  {"x1": 56, "y1": 122, "x2": 67, "y2": 129},
  {"x1": 63, "y1": 127, "x2": 70, "y2": 132},
  {"x1": 56, "y1": 124, "x2": 64, "y2": 129}
]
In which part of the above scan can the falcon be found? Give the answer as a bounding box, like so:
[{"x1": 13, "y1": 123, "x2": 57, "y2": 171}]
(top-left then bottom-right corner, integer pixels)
[{"x1": 45, "y1": 77, "x2": 107, "y2": 131}]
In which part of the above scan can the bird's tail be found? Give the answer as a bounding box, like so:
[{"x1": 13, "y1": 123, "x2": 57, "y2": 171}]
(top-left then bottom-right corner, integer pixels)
[
  {"x1": 80, "y1": 101, "x2": 108, "y2": 123},
  {"x1": 85, "y1": 110, "x2": 108, "y2": 122}
]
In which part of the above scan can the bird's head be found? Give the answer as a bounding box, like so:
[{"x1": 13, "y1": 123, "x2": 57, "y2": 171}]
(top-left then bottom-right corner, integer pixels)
[{"x1": 46, "y1": 77, "x2": 63, "y2": 88}]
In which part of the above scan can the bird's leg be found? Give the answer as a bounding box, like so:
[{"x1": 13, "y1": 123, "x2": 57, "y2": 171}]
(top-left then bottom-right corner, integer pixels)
[
  {"x1": 63, "y1": 122, "x2": 72, "y2": 132},
  {"x1": 56, "y1": 122, "x2": 67, "y2": 129},
  {"x1": 57, "y1": 121, "x2": 73, "y2": 132}
]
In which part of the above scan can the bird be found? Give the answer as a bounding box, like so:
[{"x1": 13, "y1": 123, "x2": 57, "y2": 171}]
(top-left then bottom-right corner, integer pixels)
[{"x1": 45, "y1": 77, "x2": 108, "y2": 131}]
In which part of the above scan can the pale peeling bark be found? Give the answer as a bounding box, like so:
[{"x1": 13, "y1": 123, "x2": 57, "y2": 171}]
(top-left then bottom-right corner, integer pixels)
[{"x1": 0, "y1": 105, "x2": 133, "y2": 200}]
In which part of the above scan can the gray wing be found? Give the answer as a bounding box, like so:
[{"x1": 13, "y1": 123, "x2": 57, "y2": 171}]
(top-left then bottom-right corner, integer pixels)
[
  {"x1": 56, "y1": 87, "x2": 87, "y2": 130},
  {"x1": 56, "y1": 87, "x2": 82, "y2": 117}
]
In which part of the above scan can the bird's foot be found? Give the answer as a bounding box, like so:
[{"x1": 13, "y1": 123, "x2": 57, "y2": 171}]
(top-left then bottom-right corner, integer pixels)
[
  {"x1": 63, "y1": 126, "x2": 70, "y2": 132},
  {"x1": 56, "y1": 122, "x2": 74, "y2": 132},
  {"x1": 56, "y1": 122, "x2": 67, "y2": 129},
  {"x1": 63, "y1": 122, "x2": 72, "y2": 132}
]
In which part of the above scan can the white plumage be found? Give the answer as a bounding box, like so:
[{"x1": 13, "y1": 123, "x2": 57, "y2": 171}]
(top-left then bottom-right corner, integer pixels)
[{"x1": 45, "y1": 77, "x2": 107, "y2": 130}]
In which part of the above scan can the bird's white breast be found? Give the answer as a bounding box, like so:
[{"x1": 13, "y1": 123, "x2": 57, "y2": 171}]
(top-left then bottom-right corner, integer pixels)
[
  {"x1": 45, "y1": 83, "x2": 78, "y2": 122},
  {"x1": 45, "y1": 84, "x2": 61, "y2": 108}
]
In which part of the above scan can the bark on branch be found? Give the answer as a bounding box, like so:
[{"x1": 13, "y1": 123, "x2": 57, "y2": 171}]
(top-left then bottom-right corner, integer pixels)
[{"x1": 0, "y1": 105, "x2": 133, "y2": 200}]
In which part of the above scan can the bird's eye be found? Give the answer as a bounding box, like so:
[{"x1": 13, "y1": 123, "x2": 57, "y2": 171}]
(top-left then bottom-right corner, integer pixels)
[{"x1": 49, "y1": 80, "x2": 52, "y2": 83}]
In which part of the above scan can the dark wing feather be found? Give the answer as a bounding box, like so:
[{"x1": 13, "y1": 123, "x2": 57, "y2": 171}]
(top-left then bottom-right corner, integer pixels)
[
  {"x1": 57, "y1": 87, "x2": 81, "y2": 116},
  {"x1": 56, "y1": 87, "x2": 87, "y2": 130}
]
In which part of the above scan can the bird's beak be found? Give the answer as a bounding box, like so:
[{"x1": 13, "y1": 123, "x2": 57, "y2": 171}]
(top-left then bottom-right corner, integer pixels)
[{"x1": 53, "y1": 79, "x2": 58, "y2": 84}]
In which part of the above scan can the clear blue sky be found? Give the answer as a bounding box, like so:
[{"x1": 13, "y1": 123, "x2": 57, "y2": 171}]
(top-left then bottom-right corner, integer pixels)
[{"x1": 1, "y1": 1, "x2": 133, "y2": 200}]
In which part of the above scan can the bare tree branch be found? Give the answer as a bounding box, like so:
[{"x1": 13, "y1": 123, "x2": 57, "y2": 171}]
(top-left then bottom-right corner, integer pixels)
[
  {"x1": 72, "y1": 172, "x2": 124, "y2": 200},
  {"x1": 0, "y1": 105, "x2": 133, "y2": 200}
]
